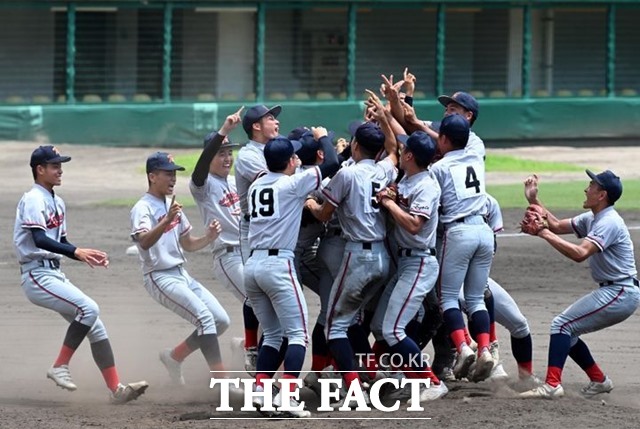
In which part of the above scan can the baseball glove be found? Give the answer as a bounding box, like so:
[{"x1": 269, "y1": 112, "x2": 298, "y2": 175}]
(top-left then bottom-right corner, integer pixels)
[
  {"x1": 377, "y1": 183, "x2": 398, "y2": 203},
  {"x1": 520, "y1": 204, "x2": 549, "y2": 235}
]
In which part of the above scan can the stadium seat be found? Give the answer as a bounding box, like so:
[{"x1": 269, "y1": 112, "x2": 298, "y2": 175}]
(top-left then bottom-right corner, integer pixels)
[
  {"x1": 489, "y1": 90, "x2": 507, "y2": 98},
  {"x1": 32, "y1": 95, "x2": 52, "y2": 104},
  {"x1": 197, "y1": 93, "x2": 216, "y2": 101},
  {"x1": 534, "y1": 89, "x2": 550, "y2": 97},
  {"x1": 315, "y1": 92, "x2": 334, "y2": 100},
  {"x1": 469, "y1": 90, "x2": 485, "y2": 98},
  {"x1": 56, "y1": 95, "x2": 67, "y2": 103},
  {"x1": 292, "y1": 92, "x2": 311, "y2": 100},
  {"x1": 221, "y1": 93, "x2": 239, "y2": 101},
  {"x1": 132, "y1": 93, "x2": 152, "y2": 102},
  {"x1": 5, "y1": 95, "x2": 26, "y2": 104},
  {"x1": 620, "y1": 88, "x2": 637, "y2": 97},
  {"x1": 412, "y1": 90, "x2": 426, "y2": 99},
  {"x1": 555, "y1": 89, "x2": 573, "y2": 97},
  {"x1": 82, "y1": 94, "x2": 102, "y2": 103},
  {"x1": 577, "y1": 89, "x2": 595, "y2": 97},
  {"x1": 267, "y1": 92, "x2": 287, "y2": 101},
  {"x1": 244, "y1": 92, "x2": 256, "y2": 101},
  {"x1": 107, "y1": 94, "x2": 127, "y2": 103}
]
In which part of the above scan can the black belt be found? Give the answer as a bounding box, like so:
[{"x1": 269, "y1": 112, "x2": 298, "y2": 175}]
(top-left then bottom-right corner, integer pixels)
[
  {"x1": 243, "y1": 214, "x2": 251, "y2": 222},
  {"x1": 250, "y1": 249, "x2": 280, "y2": 257},
  {"x1": 362, "y1": 242, "x2": 372, "y2": 250},
  {"x1": 599, "y1": 278, "x2": 639, "y2": 287},
  {"x1": 331, "y1": 229, "x2": 342, "y2": 237},
  {"x1": 398, "y1": 248, "x2": 436, "y2": 257},
  {"x1": 20, "y1": 259, "x2": 60, "y2": 273},
  {"x1": 226, "y1": 246, "x2": 237, "y2": 253}
]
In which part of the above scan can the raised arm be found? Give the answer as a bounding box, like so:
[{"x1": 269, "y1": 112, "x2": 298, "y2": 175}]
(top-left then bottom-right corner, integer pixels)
[{"x1": 523, "y1": 174, "x2": 573, "y2": 234}]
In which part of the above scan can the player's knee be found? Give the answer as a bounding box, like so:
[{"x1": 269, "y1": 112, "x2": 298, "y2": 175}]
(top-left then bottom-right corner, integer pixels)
[
  {"x1": 81, "y1": 299, "x2": 100, "y2": 324},
  {"x1": 215, "y1": 311, "x2": 231, "y2": 336},
  {"x1": 509, "y1": 320, "x2": 530, "y2": 338},
  {"x1": 382, "y1": 328, "x2": 402, "y2": 347},
  {"x1": 550, "y1": 315, "x2": 571, "y2": 335}
]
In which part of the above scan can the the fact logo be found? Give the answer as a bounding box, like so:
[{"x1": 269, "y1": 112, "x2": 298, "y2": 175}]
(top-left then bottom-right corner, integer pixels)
[{"x1": 209, "y1": 376, "x2": 432, "y2": 414}]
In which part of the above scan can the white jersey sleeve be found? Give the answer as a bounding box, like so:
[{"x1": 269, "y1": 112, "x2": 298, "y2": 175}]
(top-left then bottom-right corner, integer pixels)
[{"x1": 485, "y1": 194, "x2": 504, "y2": 232}]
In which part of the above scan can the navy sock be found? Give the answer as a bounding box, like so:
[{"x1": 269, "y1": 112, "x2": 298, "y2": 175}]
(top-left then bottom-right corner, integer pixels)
[
  {"x1": 256, "y1": 344, "x2": 281, "y2": 376},
  {"x1": 548, "y1": 333, "x2": 571, "y2": 369},
  {"x1": 243, "y1": 301, "x2": 259, "y2": 330},
  {"x1": 511, "y1": 334, "x2": 533, "y2": 364},
  {"x1": 568, "y1": 338, "x2": 596, "y2": 370},
  {"x1": 283, "y1": 344, "x2": 306, "y2": 377},
  {"x1": 328, "y1": 338, "x2": 356, "y2": 372}
]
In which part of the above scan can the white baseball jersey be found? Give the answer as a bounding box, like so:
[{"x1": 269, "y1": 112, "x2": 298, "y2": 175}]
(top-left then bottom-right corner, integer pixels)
[
  {"x1": 571, "y1": 206, "x2": 638, "y2": 283},
  {"x1": 394, "y1": 170, "x2": 441, "y2": 250},
  {"x1": 430, "y1": 148, "x2": 487, "y2": 223},
  {"x1": 14, "y1": 184, "x2": 66, "y2": 263},
  {"x1": 322, "y1": 158, "x2": 397, "y2": 242},
  {"x1": 235, "y1": 141, "x2": 267, "y2": 215},
  {"x1": 485, "y1": 194, "x2": 504, "y2": 233},
  {"x1": 189, "y1": 174, "x2": 241, "y2": 252},
  {"x1": 130, "y1": 193, "x2": 192, "y2": 274},
  {"x1": 465, "y1": 131, "x2": 485, "y2": 159},
  {"x1": 248, "y1": 166, "x2": 321, "y2": 251}
]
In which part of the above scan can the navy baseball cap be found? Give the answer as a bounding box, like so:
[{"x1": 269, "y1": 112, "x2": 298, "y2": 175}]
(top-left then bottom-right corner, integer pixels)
[
  {"x1": 355, "y1": 122, "x2": 385, "y2": 151},
  {"x1": 146, "y1": 152, "x2": 186, "y2": 173},
  {"x1": 288, "y1": 126, "x2": 311, "y2": 141},
  {"x1": 30, "y1": 145, "x2": 71, "y2": 167},
  {"x1": 348, "y1": 120, "x2": 365, "y2": 138},
  {"x1": 586, "y1": 169, "x2": 623, "y2": 204},
  {"x1": 264, "y1": 137, "x2": 302, "y2": 171},
  {"x1": 438, "y1": 91, "x2": 479, "y2": 121},
  {"x1": 439, "y1": 114, "x2": 470, "y2": 147},
  {"x1": 242, "y1": 104, "x2": 282, "y2": 135},
  {"x1": 397, "y1": 131, "x2": 437, "y2": 166}
]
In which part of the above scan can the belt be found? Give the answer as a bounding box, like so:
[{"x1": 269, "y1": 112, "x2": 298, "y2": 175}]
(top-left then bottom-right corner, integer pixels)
[
  {"x1": 250, "y1": 249, "x2": 280, "y2": 257},
  {"x1": 330, "y1": 229, "x2": 342, "y2": 237},
  {"x1": 226, "y1": 246, "x2": 238, "y2": 253},
  {"x1": 362, "y1": 242, "x2": 373, "y2": 250},
  {"x1": 599, "y1": 277, "x2": 639, "y2": 287},
  {"x1": 243, "y1": 214, "x2": 251, "y2": 222},
  {"x1": 398, "y1": 248, "x2": 436, "y2": 257},
  {"x1": 20, "y1": 259, "x2": 61, "y2": 273}
]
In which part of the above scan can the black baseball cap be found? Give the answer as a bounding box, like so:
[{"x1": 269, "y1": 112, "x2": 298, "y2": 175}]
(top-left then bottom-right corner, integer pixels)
[
  {"x1": 397, "y1": 131, "x2": 437, "y2": 166},
  {"x1": 295, "y1": 132, "x2": 321, "y2": 166},
  {"x1": 355, "y1": 122, "x2": 385, "y2": 151},
  {"x1": 30, "y1": 145, "x2": 71, "y2": 167},
  {"x1": 203, "y1": 131, "x2": 239, "y2": 149},
  {"x1": 438, "y1": 91, "x2": 479, "y2": 122},
  {"x1": 264, "y1": 137, "x2": 302, "y2": 171},
  {"x1": 586, "y1": 169, "x2": 623, "y2": 204},
  {"x1": 439, "y1": 114, "x2": 470, "y2": 147},
  {"x1": 242, "y1": 104, "x2": 282, "y2": 135},
  {"x1": 146, "y1": 152, "x2": 186, "y2": 173}
]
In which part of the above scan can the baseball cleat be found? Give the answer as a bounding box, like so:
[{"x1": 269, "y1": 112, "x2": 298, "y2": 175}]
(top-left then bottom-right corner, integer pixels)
[
  {"x1": 407, "y1": 381, "x2": 449, "y2": 405},
  {"x1": 488, "y1": 362, "x2": 510, "y2": 381},
  {"x1": 252, "y1": 384, "x2": 281, "y2": 417},
  {"x1": 273, "y1": 391, "x2": 311, "y2": 418},
  {"x1": 110, "y1": 381, "x2": 149, "y2": 404},
  {"x1": 519, "y1": 383, "x2": 564, "y2": 399},
  {"x1": 47, "y1": 365, "x2": 77, "y2": 391},
  {"x1": 453, "y1": 345, "x2": 476, "y2": 380},
  {"x1": 581, "y1": 376, "x2": 614, "y2": 397},
  {"x1": 159, "y1": 349, "x2": 185, "y2": 386},
  {"x1": 471, "y1": 349, "x2": 494, "y2": 382},
  {"x1": 244, "y1": 347, "x2": 258, "y2": 377}
]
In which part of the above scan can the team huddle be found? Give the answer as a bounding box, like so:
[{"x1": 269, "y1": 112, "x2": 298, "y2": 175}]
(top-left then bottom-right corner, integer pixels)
[{"x1": 13, "y1": 71, "x2": 639, "y2": 414}]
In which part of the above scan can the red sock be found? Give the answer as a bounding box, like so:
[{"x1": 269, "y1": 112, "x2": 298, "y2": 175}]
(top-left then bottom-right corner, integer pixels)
[
  {"x1": 584, "y1": 363, "x2": 605, "y2": 383},
  {"x1": 53, "y1": 345, "x2": 76, "y2": 367},
  {"x1": 101, "y1": 366, "x2": 120, "y2": 392},
  {"x1": 343, "y1": 372, "x2": 359, "y2": 388},
  {"x1": 311, "y1": 354, "x2": 328, "y2": 372},
  {"x1": 545, "y1": 366, "x2": 563, "y2": 387},
  {"x1": 518, "y1": 362, "x2": 533, "y2": 378},
  {"x1": 281, "y1": 374, "x2": 298, "y2": 396},
  {"x1": 244, "y1": 329, "x2": 259, "y2": 349},
  {"x1": 171, "y1": 341, "x2": 194, "y2": 362},
  {"x1": 450, "y1": 329, "x2": 468, "y2": 352},
  {"x1": 464, "y1": 328, "x2": 473, "y2": 345},
  {"x1": 489, "y1": 322, "x2": 497, "y2": 343},
  {"x1": 255, "y1": 373, "x2": 270, "y2": 388},
  {"x1": 476, "y1": 332, "x2": 490, "y2": 353}
]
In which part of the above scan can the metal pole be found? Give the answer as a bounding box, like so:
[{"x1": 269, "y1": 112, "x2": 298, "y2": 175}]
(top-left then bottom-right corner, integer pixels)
[
  {"x1": 347, "y1": 3, "x2": 357, "y2": 101},
  {"x1": 162, "y1": 2, "x2": 173, "y2": 103},
  {"x1": 66, "y1": 3, "x2": 76, "y2": 104},
  {"x1": 606, "y1": 4, "x2": 616, "y2": 97},
  {"x1": 435, "y1": 4, "x2": 445, "y2": 96},
  {"x1": 522, "y1": 4, "x2": 531, "y2": 98},
  {"x1": 255, "y1": 3, "x2": 266, "y2": 102}
]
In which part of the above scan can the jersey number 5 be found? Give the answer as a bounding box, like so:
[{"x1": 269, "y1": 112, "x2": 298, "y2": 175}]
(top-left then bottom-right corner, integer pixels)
[{"x1": 250, "y1": 188, "x2": 275, "y2": 218}]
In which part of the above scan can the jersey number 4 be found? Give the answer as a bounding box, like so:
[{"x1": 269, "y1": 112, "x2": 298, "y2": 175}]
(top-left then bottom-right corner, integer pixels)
[
  {"x1": 465, "y1": 166, "x2": 481, "y2": 193},
  {"x1": 250, "y1": 188, "x2": 275, "y2": 218}
]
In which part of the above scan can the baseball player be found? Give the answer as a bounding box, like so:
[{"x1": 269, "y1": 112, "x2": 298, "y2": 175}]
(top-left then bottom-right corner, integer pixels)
[
  {"x1": 370, "y1": 130, "x2": 448, "y2": 402},
  {"x1": 244, "y1": 135, "x2": 338, "y2": 417},
  {"x1": 189, "y1": 107, "x2": 260, "y2": 374},
  {"x1": 14, "y1": 145, "x2": 148, "y2": 403},
  {"x1": 520, "y1": 171, "x2": 640, "y2": 399},
  {"x1": 235, "y1": 104, "x2": 282, "y2": 263},
  {"x1": 430, "y1": 113, "x2": 495, "y2": 382},
  {"x1": 305, "y1": 92, "x2": 399, "y2": 394},
  {"x1": 131, "y1": 152, "x2": 230, "y2": 385}
]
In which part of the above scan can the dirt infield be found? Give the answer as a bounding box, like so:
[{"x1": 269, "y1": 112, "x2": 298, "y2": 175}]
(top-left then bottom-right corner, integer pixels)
[{"x1": 1, "y1": 142, "x2": 640, "y2": 428}]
